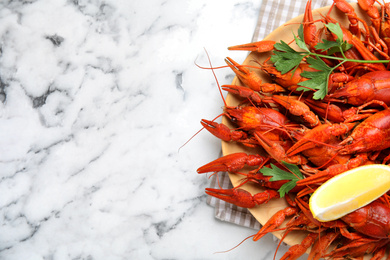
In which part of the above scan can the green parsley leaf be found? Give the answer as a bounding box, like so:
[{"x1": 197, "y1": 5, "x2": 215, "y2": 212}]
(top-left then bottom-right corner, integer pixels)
[
  {"x1": 297, "y1": 24, "x2": 305, "y2": 42},
  {"x1": 273, "y1": 40, "x2": 297, "y2": 53},
  {"x1": 315, "y1": 39, "x2": 340, "y2": 52},
  {"x1": 270, "y1": 41, "x2": 305, "y2": 74},
  {"x1": 315, "y1": 24, "x2": 353, "y2": 55},
  {"x1": 260, "y1": 164, "x2": 294, "y2": 181},
  {"x1": 271, "y1": 52, "x2": 304, "y2": 74},
  {"x1": 341, "y1": 42, "x2": 353, "y2": 52},
  {"x1": 269, "y1": 22, "x2": 387, "y2": 100},
  {"x1": 279, "y1": 181, "x2": 297, "y2": 198},
  {"x1": 295, "y1": 25, "x2": 310, "y2": 52},
  {"x1": 305, "y1": 56, "x2": 330, "y2": 71},
  {"x1": 260, "y1": 162, "x2": 303, "y2": 197},
  {"x1": 324, "y1": 23, "x2": 344, "y2": 42},
  {"x1": 282, "y1": 161, "x2": 304, "y2": 179},
  {"x1": 316, "y1": 39, "x2": 352, "y2": 55},
  {"x1": 297, "y1": 57, "x2": 332, "y2": 99}
]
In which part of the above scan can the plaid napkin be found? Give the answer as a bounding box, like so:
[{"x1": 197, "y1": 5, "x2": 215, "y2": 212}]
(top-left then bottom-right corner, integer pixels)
[
  {"x1": 206, "y1": 0, "x2": 337, "y2": 229},
  {"x1": 206, "y1": 160, "x2": 262, "y2": 230},
  {"x1": 253, "y1": 0, "x2": 336, "y2": 42}
]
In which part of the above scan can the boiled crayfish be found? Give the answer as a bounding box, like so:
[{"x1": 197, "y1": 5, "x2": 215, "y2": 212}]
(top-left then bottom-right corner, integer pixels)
[{"x1": 196, "y1": 0, "x2": 390, "y2": 259}]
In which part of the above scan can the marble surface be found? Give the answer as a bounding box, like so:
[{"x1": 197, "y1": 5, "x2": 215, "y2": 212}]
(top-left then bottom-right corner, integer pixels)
[{"x1": 0, "y1": 0, "x2": 310, "y2": 259}]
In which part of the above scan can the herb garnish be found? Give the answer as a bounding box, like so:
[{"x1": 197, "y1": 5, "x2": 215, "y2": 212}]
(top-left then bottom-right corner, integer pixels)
[
  {"x1": 270, "y1": 23, "x2": 389, "y2": 100},
  {"x1": 260, "y1": 162, "x2": 303, "y2": 197}
]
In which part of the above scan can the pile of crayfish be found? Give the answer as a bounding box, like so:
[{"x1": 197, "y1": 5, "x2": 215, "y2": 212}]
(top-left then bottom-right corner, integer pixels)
[{"x1": 197, "y1": 0, "x2": 390, "y2": 259}]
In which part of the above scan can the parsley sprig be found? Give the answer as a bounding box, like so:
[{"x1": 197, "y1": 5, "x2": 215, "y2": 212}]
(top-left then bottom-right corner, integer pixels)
[
  {"x1": 260, "y1": 162, "x2": 303, "y2": 197},
  {"x1": 270, "y1": 23, "x2": 389, "y2": 99}
]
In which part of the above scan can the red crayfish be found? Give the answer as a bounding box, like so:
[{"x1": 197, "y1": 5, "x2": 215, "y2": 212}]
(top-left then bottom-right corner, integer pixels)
[{"x1": 195, "y1": 0, "x2": 390, "y2": 259}]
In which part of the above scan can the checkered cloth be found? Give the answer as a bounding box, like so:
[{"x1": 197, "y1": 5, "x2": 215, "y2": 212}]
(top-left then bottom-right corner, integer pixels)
[
  {"x1": 253, "y1": 0, "x2": 336, "y2": 42},
  {"x1": 206, "y1": 0, "x2": 339, "y2": 230}
]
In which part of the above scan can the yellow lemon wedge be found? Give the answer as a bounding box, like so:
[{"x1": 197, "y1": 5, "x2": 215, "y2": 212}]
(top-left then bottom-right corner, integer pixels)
[{"x1": 309, "y1": 164, "x2": 390, "y2": 222}]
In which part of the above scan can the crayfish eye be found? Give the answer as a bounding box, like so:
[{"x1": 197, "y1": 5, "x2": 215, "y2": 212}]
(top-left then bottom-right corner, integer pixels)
[
  {"x1": 345, "y1": 137, "x2": 354, "y2": 145},
  {"x1": 298, "y1": 224, "x2": 304, "y2": 228}
]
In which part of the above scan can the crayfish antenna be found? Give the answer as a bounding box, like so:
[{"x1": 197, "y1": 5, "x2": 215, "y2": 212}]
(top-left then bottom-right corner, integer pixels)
[
  {"x1": 203, "y1": 48, "x2": 227, "y2": 107},
  {"x1": 274, "y1": 230, "x2": 293, "y2": 260},
  {"x1": 178, "y1": 113, "x2": 223, "y2": 152},
  {"x1": 181, "y1": 47, "x2": 239, "y2": 151},
  {"x1": 213, "y1": 234, "x2": 256, "y2": 254}
]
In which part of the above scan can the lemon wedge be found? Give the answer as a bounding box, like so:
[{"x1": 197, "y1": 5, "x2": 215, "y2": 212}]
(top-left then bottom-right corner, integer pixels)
[{"x1": 309, "y1": 164, "x2": 390, "y2": 222}]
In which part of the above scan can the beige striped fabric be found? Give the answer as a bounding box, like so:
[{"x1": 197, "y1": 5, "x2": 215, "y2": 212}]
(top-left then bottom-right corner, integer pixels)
[
  {"x1": 206, "y1": 164, "x2": 262, "y2": 229},
  {"x1": 206, "y1": 0, "x2": 351, "y2": 230},
  {"x1": 253, "y1": 0, "x2": 336, "y2": 42},
  {"x1": 206, "y1": 164, "x2": 262, "y2": 230}
]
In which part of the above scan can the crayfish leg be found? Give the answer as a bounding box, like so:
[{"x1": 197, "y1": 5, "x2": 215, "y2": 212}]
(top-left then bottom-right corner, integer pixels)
[
  {"x1": 253, "y1": 206, "x2": 298, "y2": 241},
  {"x1": 308, "y1": 231, "x2": 339, "y2": 260},
  {"x1": 279, "y1": 232, "x2": 318, "y2": 260}
]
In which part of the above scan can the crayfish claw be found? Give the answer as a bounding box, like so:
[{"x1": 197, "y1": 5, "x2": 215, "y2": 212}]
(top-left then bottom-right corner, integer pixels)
[
  {"x1": 228, "y1": 40, "x2": 275, "y2": 52},
  {"x1": 303, "y1": 0, "x2": 320, "y2": 51},
  {"x1": 206, "y1": 188, "x2": 280, "y2": 209},
  {"x1": 222, "y1": 85, "x2": 262, "y2": 103},
  {"x1": 205, "y1": 188, "x2": 256, "y2": 208},
  {"x1": 272, "y1": 95, "x2": 320, "y2": 127},
  {"x1": 225, "y1": 57, "x2": 264, "y2": 92},
  {"x1": 197, "y1": 152, "x2": 267, "y2": 174},
  {"x1": 200, "y1": 119, "x2": 234, "y2": 142},
  {"x1": 254, "y1": 132, "x2": 308, "y2": 165}
]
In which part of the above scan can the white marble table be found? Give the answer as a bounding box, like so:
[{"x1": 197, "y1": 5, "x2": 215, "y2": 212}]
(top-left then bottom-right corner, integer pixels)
[{"x1": 0, "y1": 0, "x2": 308, "y2": 259}]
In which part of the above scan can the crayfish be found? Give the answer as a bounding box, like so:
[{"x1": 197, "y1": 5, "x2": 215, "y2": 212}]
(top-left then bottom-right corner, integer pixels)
[{"x1": 196, "y1": 0, "x2": 390, "y2": 259}]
